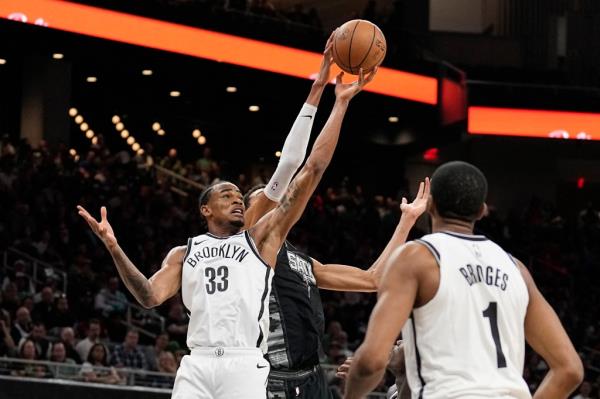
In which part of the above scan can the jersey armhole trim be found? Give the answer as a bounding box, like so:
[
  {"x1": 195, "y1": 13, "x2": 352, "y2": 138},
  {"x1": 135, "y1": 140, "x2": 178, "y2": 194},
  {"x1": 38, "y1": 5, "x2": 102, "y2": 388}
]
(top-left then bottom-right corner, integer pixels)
[
  {"x1": 410, "y1": 313, "x2": 426, "y2": 398},
  {"x1": 505, "y1": 252, "x2": 518, "y2": 267},
  {"x1": 256, "y1": 266, "x2": 271, "y2": 348},
  {"x1": 183, "y1": 237, "x2": 193, "y2": 263},
  {"x1": 415, "y1": 239, "x2": 441, "y2": 265},
  {"x1": 244, "y1": 231, "x2": 271, "y2": 269}
]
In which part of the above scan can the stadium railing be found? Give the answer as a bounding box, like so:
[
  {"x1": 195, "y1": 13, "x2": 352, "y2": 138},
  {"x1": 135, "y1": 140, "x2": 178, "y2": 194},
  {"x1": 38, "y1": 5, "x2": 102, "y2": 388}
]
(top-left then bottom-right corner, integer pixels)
[
  {"x1": 0, "y1": 357, "x2": 387, "y2": 398},
  {"x1": 2, "y1": 247, "x2": 68, "y2": 293}
]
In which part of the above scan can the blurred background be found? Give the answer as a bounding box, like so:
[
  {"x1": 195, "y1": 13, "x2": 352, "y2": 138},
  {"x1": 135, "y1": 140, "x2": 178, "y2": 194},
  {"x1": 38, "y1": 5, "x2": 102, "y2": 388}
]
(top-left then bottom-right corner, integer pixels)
[{"x1": 1, "y1": 1, "x2": 600, "y2": 398}]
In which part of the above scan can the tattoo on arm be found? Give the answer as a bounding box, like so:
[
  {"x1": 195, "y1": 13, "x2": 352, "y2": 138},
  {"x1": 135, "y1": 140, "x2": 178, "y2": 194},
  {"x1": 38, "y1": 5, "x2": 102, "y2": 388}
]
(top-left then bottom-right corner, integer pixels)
[
  {"x1": 279, "y1": 179, "x2": 304, "y2": 214},
  {"x1": 110, "y1": 246, "x2": 155, "y2": 307}
]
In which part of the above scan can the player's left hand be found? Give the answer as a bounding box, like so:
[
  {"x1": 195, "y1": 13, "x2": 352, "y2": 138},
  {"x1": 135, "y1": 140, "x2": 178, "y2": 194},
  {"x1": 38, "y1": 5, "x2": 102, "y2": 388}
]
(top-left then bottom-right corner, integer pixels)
[
  {"x1": 334, "y1": 67, "x2": 378, "y2": 102},
  {"x1": 336, "y1": 356, "x2": 353, "y2": 380},
  {"x1": 313, "y1": 30, "x2": 336, "y2": 87},
  {"x1": 400, "y1": 177, "x2": 430, "y2": 220}
]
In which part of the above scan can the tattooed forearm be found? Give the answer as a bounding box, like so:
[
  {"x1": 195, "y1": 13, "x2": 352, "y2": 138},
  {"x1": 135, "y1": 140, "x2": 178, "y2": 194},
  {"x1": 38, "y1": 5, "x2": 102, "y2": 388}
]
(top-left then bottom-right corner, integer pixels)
[
  {"x1": 279, "y1": 179, "x2": 304, "y2": 214},
  {"x1": 109, "y1": 245, "x2": 156, "y2": 308}
]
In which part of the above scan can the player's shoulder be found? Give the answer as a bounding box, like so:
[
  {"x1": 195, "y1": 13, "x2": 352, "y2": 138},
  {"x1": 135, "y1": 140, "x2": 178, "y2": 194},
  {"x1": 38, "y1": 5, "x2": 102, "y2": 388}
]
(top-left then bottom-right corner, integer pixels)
[{"x1": 389, "y1": 241, "x2": 438, "y2": 269}]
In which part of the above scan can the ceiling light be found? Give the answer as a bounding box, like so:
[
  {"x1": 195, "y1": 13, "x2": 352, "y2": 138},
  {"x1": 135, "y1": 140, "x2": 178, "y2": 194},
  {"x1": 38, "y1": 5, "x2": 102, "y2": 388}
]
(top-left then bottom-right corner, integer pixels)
[
  {"x1": 275, "y1": 151, "x2": 282, "y2": 158},
  {"x1": 226, "y1": 86, "x2": 237, "y2": 93},
  {"x1": 120, "y1": 130, "x2": 129, "y2": 139},
  {"x1": 68, "y1": 108, "x2": 78, "y2": 117},
  {"x1": 85, "y1": 130, "x2": 94, "y2": 139},
  {"x1": 249, "y1": 105, "x2": 260, "y2": 112},
  {"x1": 152, "y1": 122, "x2": 161, "y2": 131},
  {"x1": 115, "y1": 122, "x2": 124, "y2": 131},
  {"x1": 197, "y1": 136, "x2": 206, "y2": 145},
  {"x1": 127, "y1": 136, "x2": 135, "y2": 145},
  {"x1": 74, "y1": 115, "x2": 84, "y2": 124},
  {"x1": 80, "y1": 122, "x2": 89, "y2": 131},
  {"x1": 74, "y1": 155, "x2": 80, "y2": 162},
  {"x1": 170, "y1": 91, "x2": 181, "y2": 97},
  {"x1": 52, "y1": 53, "x2": 64, "y2": 60},
  {"x1": 142, "y1": 69, "x2": 153, "y2": 76},
  {"x1": 132, "y1": 143, "x2": 141, "y2": 152},
  {"x1": 192, "y1": 129, "x2": 201, "y2": 138},
  {"x1": 158, "y1": 129, "x2": 165, "y2": 136},
  {"x1": 112, "y1": 115, "x2": 120, "y2": 124},
  {"x1": 91, "y1": 137, "x2": 98, "y2": 145},
  {"x1": 69, "y1": 149, "x2": 77, "y2": 156},
  {"x1": 0, "y1": 59, "x2": 6, "y2": 65},
  {"x1": 86, "y1": 76, "x2": 97, "y2": 83},
  {"x1": 388, "y1": 116, "x2": 399, "y2": 123},
  {"x1": 137, "y1": 149, "x2": 145, "y2": 156}
]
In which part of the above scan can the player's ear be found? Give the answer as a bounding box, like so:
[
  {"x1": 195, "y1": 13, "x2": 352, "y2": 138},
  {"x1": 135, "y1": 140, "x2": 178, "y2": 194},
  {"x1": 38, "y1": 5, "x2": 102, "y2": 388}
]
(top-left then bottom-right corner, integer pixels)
[
  {"x1": 476, "y1": 203, "x2": 488, "y2": 221},
  {"x1": 200, "y1": 204, "x2": 211, "y2": 219},
  {"x1": 426, "y1": 195, "x2": 435, "y2": 215}
]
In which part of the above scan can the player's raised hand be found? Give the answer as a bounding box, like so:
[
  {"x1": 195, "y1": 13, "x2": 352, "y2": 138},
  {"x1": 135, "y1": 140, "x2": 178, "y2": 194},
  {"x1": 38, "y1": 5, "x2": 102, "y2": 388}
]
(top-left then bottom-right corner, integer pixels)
[
  {"x1": 334, "y1": 67, "x2": 378, "y2": 102},
  {"x1": 314, "y1": 30, "x2": 336, "y2": 87},
  {"x1": 77, "y1": 205, "x2": 118, "y2": 250},
  {"x1": 400, "y1": 177, "x2": 430, "y2": 220}
]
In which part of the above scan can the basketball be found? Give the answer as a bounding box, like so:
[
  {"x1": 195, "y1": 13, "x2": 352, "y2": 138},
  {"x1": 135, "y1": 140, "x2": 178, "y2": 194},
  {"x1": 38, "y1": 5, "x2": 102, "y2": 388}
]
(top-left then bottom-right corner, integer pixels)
[{"x1": 332, "y1": 19, "x2": 386, "y2": 75}]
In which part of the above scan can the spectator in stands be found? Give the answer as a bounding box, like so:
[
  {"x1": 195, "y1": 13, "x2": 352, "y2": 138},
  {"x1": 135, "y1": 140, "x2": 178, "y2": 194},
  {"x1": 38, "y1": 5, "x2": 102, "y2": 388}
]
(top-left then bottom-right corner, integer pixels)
[
  {"x1": 60, "y1": 327, "x2": 82, "y2": 363},
  {"x1": 75, "y1": 318, "x2": 102, "y2": 361},
  {"x1": 48, "y1": 294, "x2": 75, "y2": 332},
  {"x1": 12, "y1": 338, "x2": 49, "y2": 378},
  {"x1": 2, "y1": 282, "x2": 21, "y2": 315},
  {"x1": 0, "y1": 312, "x2": 16, "y2": 357},
  {"x1": 32, "y1": 286, "x2": 54, "y2": 327},
  {"x1": 145, "y1": 332, "x2": 170, "y2": 371},
  {"x1": 21, "y1": 296, "x2": 34, "y2": 314},
  {"x1": 10, "y1": 307, "x2": 32, "y2": 346},
  {"x1": 110, "y1": 330, "x2": 148, "y2": 370},
  {"x1": 166, "y1": 303, "x2": 188, "y2": 347},
  {"x1": 573, "y1": 381, "x2": 593, "y2": 399},
  {"x1": 94, "y1": 277, "x2": 128, "y2": 318},
  {"x1": 20, "y1": 322, "x2": 50, "y2": 358},
  {"x1": 81, "y1": 342, "x2": 123, "y2": 384},
  {"x1": 150, "y1": 351, "x2": 177, "y2": 388},
  {"x1": 47, "y1": 342, "x2": 78, "y2": 378}
]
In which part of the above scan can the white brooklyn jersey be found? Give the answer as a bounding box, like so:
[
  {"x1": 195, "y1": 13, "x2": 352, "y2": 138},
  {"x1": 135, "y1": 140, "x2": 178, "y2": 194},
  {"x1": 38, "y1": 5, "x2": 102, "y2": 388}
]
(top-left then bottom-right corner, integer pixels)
[
  {"x1": 181, "y1": 231, "x2": 273, "y2": 353},
  {"x1": 402, "y1": 231, "x2": 531, "y2": 399}
]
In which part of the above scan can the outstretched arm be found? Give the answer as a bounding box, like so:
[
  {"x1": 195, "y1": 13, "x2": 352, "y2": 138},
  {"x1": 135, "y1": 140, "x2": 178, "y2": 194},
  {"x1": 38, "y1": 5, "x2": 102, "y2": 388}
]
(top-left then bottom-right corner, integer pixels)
[
  {"x1": 517, "y1": 260, "x2": 583, "y2": 399},
  {"x1": 313, "y1": 178, "x2": 430, "y2": 292},
  {"x1": 344, "y1": 243, "x2": 427, "y2": 399},
  {"x1": 251, "y1": 69, "x2": 377, "y2": 266},
  {"x1": 77, "y1": 206, "x2": 183, "y2": 308},
  {"x1": 243, "y1": 33, "x2": 335, "y2": 228}
]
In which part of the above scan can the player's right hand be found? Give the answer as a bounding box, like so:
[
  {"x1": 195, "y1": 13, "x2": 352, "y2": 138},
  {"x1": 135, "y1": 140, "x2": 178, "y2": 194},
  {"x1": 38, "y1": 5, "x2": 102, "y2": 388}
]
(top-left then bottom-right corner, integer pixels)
[
  {"x1": 314, "y1": 30, "x2": 336, "y2": 87},
  {"x1": 77, "y1": 205, "x2": 118, "y2": 250}
]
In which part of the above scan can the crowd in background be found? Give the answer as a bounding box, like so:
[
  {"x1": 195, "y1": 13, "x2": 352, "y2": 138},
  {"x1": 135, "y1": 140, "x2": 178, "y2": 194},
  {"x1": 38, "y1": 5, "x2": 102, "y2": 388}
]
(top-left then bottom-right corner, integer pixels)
[{"x1": 1, "y1": 135, "x2": 600, "y2": 397}]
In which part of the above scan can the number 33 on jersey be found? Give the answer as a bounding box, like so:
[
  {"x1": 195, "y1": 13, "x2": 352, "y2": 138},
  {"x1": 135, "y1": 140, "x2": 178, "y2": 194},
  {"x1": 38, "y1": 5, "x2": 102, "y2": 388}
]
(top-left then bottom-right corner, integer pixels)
[{"x1": 181, "y1": 231, "x2": 273, "y2": 353}]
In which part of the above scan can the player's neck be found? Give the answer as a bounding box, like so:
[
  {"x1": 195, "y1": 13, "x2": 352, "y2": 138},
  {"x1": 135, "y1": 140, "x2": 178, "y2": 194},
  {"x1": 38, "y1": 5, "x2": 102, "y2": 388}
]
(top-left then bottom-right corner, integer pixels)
[
  {"x1": 207, "y1": 222, "x2": 242, "y2": 238},
  {"x1": 431, "y1": 218, "x2": 476, "y2": 236}
]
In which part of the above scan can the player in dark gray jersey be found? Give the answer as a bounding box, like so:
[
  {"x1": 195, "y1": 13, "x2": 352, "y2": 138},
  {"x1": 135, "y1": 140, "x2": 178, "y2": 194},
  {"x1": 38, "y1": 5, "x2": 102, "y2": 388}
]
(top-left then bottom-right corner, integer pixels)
[{"x1": 244, "y1": 179, "x2": 429, "y2": 398}]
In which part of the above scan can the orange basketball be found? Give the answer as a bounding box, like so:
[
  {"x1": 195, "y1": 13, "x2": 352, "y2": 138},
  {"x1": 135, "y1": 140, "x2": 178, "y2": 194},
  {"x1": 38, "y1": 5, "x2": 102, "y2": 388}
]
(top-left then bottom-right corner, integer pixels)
[{"x1": 332, "y1": 19, "x2": 386, "y2": 75}]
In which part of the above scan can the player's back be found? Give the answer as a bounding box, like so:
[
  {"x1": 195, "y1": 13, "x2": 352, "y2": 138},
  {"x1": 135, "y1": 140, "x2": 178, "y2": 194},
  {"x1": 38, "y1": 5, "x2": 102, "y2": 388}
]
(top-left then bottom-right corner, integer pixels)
[
  {"x1": 402, "y1": 231, "x2": 531, "y2": 399},
  {"x1": 181, "y1": 231, "x2": 272, "y2": 352}
]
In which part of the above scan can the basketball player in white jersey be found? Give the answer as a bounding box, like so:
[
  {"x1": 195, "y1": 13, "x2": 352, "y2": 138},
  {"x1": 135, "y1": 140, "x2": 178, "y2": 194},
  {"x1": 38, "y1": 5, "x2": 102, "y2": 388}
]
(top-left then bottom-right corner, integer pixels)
[
  {"x1": 76, "y1": 58, "x2": 376, "y2": 398},
  {"x1": 344, "y1": 161, "x2": 584, "y2": 399}
]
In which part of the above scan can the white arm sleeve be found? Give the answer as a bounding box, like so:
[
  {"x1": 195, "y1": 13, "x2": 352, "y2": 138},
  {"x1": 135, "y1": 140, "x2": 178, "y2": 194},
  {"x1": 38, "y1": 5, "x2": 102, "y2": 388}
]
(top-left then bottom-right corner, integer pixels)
[{"x1": 264, "y1": 102, "x2": 317, "y2": 202}]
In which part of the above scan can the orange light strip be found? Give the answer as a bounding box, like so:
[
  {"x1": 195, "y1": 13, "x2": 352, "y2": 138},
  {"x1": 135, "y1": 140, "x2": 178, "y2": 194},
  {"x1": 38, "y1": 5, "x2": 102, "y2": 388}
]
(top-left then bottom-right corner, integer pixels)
[
  {"x1": 468, "y1": 106, "x2": 600, "y2": 140},
  {"x1": 0, "y1": 0, "x2": 437, "y2": 104}
]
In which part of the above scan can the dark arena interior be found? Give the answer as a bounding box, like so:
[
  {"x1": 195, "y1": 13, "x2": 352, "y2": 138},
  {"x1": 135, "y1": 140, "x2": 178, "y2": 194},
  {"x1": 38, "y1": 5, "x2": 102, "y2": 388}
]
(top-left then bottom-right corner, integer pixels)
[{"x1": 1, "y1": 1, "x2": 600, "y2": 398}]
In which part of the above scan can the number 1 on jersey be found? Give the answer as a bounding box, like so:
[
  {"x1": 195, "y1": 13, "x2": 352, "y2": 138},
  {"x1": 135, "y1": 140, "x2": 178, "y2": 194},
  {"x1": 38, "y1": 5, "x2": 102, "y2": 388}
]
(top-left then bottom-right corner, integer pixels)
[{"x1": 482, "y1": 301, "x2": 507, "y2": 368}]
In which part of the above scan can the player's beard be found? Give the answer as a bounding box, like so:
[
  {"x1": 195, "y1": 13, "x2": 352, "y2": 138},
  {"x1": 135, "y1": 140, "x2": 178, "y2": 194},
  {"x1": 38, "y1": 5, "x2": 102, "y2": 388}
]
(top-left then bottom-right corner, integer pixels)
[{"x1": 230, "y1": 219, "x2": 244, "y2": 229}]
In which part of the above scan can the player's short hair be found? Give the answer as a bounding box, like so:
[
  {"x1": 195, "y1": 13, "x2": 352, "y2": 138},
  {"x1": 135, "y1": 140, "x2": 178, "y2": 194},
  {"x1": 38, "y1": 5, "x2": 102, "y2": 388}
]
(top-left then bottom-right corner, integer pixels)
[
  {"x1": 198, "y1": 181, "x2": 234, "y2": 228},
  {"x1": 243, "y1": 184, "x2": 266, "y2": 208},
  {"x1": 430, "y1": 161, "x2": 488, "y2": 222}
]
